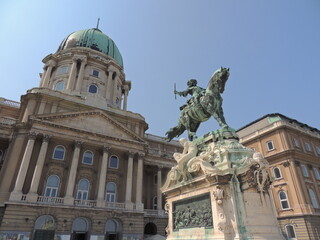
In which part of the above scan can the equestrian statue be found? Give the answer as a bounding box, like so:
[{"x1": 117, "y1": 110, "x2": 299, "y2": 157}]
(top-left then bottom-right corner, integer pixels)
[{"x1": 166, "y1": 67, "x2": 231, "y2": 142}]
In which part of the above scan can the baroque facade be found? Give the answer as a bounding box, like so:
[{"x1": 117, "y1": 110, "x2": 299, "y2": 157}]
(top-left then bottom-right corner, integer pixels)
[
  {"x1": 237, "y1": 113, "x2": 320, "y2": 240},
  {"x1": 0, "y1": 28, "x2": 180, "y2": 240}
]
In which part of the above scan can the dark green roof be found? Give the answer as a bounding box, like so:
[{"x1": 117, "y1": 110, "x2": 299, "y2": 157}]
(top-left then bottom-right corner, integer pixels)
[{"x1": 57, "y1": 28, "x2": 123, "y2": 67}]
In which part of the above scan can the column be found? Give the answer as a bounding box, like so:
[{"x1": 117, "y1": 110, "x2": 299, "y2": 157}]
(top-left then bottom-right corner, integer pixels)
[
  {"x1": 64, "y1": 141, "x2": 81, "y2": 205},
  {"x1": 97, "y1": 146, "x2": 110, "y2": 207},
  {"x1": 27, "y1": 135, "x2": 50, "y2": 202},
  {"x1": 122, "y1": 85, "x2": 129, "y2": 111},
  {"x1": 75, "y1": 56, "x2": 87, "y2": 92},
  {"x1": 66, "y1": 57, "x2": 78, "y2": 90},
  {"x1": 113, "y1": 77, "x2": 118, "y2": 103},
  {"x1": 10, "y1": 132, "x2": 37, "y2": 201},
  {"x1": 39, "y1": 67, "x2": 47, "y2": 87},
  {"x1": 125, "y1": 152, "x2": 134, "y2": 204},
  {"x1": 41, "y1": 60, "x2": 56, "y2": 88},
  {"x1": 105, "y1": 70, "x2": 113, "y2": 99},
  {"x1": 157, "y1": 167, "x2": 163, "y2": 210},
  {"x1": 37, "y1": 100, "x2": 46, "y2": 114},
  {"x1": 135, "y1": 153, "x2": 144, "y2": 208}
]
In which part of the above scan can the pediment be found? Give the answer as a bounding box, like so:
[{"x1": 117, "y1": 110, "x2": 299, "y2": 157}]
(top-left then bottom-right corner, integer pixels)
[{"x1": 32, "y1": 110, "x2": 145, "y2": 143}]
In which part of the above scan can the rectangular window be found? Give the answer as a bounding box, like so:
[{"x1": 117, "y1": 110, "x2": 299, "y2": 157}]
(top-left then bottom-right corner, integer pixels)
[
  {"x1": 266, "y1": 140, "x2": 275, "y2": 151},
  {"x1": 293, "y1": 138, "x2": 300, "y2": 148},
  {"x1": 59, "y1": 66, "x2": 69, "y2": 74},
  {"x1": 92, "y1": 69, "x2": 100, "y2": 77},
  {"x1": 313, "y1": 168, "x2": 320, "y2": 180},
  {"x1": 316, "y1": 146, "x2": 320, "y2": 155},
  {"x1": 305, "y1": 142, "x2": 312, "y2": 152}
]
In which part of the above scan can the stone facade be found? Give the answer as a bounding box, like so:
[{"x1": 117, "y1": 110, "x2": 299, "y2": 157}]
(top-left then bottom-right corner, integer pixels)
[{"x1": 0, "y1": 29, "x2": 181, "y2": 240}]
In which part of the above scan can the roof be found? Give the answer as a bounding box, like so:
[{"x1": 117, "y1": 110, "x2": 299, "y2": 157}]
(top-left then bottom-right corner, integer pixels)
[
  {"x1": 237, "y1": 113, "x2": 320, "y2": 134},
  {"x1": 57, "y1": 28, "x2": 123, "y2": 67}
]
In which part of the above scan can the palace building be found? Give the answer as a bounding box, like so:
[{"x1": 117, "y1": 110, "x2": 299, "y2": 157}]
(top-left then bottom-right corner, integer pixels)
[
  {"x1": 237, "y1": 113, "x2": 320, "y2": 240},
  {"x1": 0, "y1": 28, "x2": 180, "y2": 240}
]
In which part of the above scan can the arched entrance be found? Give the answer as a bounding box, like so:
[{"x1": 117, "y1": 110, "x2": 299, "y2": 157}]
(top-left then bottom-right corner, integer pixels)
[
  {"x1": 144, "y1": 222, "x2": 157, "y2": 235},
  {"x1": 33, "y1": 215, "x2": 55, "y2": 240},
  {"x1": 105, "y1": 219, "x2": 122, "y2": 240},
  {"x1": 71, "y1": 217, "x2": 90, "y2": 240}
]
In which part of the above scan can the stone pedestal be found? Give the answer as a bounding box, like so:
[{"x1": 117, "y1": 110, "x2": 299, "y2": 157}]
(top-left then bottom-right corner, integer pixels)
[{"x1": 162, "y1": 133, "x2": 284, "y2": 240}]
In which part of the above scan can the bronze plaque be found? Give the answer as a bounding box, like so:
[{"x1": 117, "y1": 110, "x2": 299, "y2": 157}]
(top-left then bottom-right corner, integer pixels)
[{"x1": 173, "y1": 193, "x2": 213, "y2": 230}]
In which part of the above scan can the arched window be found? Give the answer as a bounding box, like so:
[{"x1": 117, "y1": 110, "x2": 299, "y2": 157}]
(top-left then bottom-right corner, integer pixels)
[
  {"x1": 106, "y1": 182, "x2": 117, "y2": 202},
  {"x1": 44, "y1": 175, "x2": 60, "y2": 197},
  {"x1": 76, "y1": 179, "x2": 90, "y2": 200},
  {"x1": 278, "y1": 190, "x2": 290, "y2": 210},
  {"x1": 72, "y1": 217, "x2": 89, "y2": 231},
  {"x1": 34, "y1": 215, "x2": 55, "y2": 232},
  {"x1": 285, "y1": 224, "x2": 296, "y2": 239},
  {"x1": 105, "y1": 219, "x2": 122, "y2": 239},
  {"x1": 308, "y1": 188, "x2": 319, "y2": 208},
  {"x1": 301, "y1": 164, "x2": 309, "y2": 177},
  {"x1": 82, "y1": 151, "x2": 93, "y2": 165},
  {"x1": 52, "y1": 145, "x2": 65, "y2": 160},
  {"x1": 109, "y1": 156, "x2": 119, "y2": 169},
  {"x1": 153, "y1": 196, "x2": 157, "y2": 210},
  {"x1": 313, "y1": 167, "x2": 320, "y2": 180},
  {"x1": 55, "y1": 81, "x2": 64, "y2": 91},
  {"x1": 144, "y1": 222, "x2": 157, "y2": 235},
  {"x1": 273, "y1": 167, "x2": 282, "y2": 179},
  {"x1": 88, "y1": 84, "x2": 98, "y2": 93}
]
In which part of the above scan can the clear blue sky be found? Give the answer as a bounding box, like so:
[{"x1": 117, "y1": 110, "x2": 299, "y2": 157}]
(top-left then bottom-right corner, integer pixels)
[{"x1": 0, "y1": 0, "x2": 319, "y2": 138}]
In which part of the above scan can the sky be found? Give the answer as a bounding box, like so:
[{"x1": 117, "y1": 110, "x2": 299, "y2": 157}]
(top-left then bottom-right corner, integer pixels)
[{"x1": 0, "y1": 0, "x2": 319, "y2": 139}]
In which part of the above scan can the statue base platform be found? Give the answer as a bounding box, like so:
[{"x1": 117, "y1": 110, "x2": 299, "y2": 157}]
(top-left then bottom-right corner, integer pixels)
[{"x1": 161, "y1": 136, "x2": 284, "y2": 240}]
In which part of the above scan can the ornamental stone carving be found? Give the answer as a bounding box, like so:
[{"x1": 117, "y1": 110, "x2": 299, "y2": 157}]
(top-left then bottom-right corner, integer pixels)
[{"x1": 213, "y1": 185, "x2": 224, "y2": 205}]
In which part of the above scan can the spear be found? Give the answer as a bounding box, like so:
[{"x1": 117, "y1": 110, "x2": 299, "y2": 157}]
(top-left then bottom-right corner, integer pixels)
[{"x1": 174, "y1": 83, "x2": 177, "y2": 100}]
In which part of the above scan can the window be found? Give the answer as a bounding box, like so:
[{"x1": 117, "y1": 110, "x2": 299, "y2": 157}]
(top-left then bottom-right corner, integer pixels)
[
  {"x1": 301, "y1": 164, "x2": 309, "y2": 177},
  {"x1": 44, "y1": 175, "x2": 60, "y2": 197},
  {"x1": 266, "y1": 140, "x2": 275, "y2": 151},
  {"x1": 308, "y1": 188, "x2": 319, "y2": 208},
  {"x1": 313, "y1": 168, "x2": 320, "y2": 180},
  {"x1": 88, "y1": 84, "x2": 98, "y2": 94},
  {"x1": 305, "y1": 142, "x2": 312, "y2": 152},
  {"x1": 52, "y1": 145, "x2": 65, "y2": 160},
  {"x1": 72, "y1": 218, "x2": 89, "y2": 232},
  {"x1": 59, "y1": 66, "x2": 69, "y2": 74},
  {"x1": 76, "y1": 179, "x2": 89, "y2": 200},
  {"x1": 92, "y1": 69, "x2": 99, "y2": 77},
  {"x1": 109, "y1": 156, "x2": 119, "y2": 169},
  {"x1": 293, "y1": 138, "x2": 300, "y2": 148},
  {"x1": 278, "y1": 191, "x2": 290, "y2": 210},
  {"x1": 285, "y1": 225, "x2": 296, "y2": 239},
  {"x1": 106, "y1": 182, "x2": 117, "y2": 202},
  {"x1": 115, "y1": 97, "x2": 119, "y2": 104},
  {"x1": 54, "y1": 81, "x2": 64, "y2": 91},
  {"x1": 0, "y1": 150, "x2": 3, "y2": 163},
  {"x1": 316, "y1": 146, "x2": 320, "y2": 155},
  {"x1": 273, "y1": 167, "x2": 282, "y2": 179},
  {"x1": 153, "y1": 196, "x2": 157, "y2": 210},
  {"x1": 154, "y1": 174, "x2": 158, "y2": 185},
  {"x1": 82, "y1": 151, "x2": 93, "y2": 165}
]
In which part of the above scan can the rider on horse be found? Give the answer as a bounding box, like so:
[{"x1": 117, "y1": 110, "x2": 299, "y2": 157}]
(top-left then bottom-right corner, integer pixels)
[{"x1": 174, "y1": 79, "x2": 205, "y2": 110}]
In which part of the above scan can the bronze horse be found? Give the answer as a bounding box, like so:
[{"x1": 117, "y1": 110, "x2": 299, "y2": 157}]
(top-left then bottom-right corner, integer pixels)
[{"x1": 166, "y1": 67, "x2": 230, "y2": 141}]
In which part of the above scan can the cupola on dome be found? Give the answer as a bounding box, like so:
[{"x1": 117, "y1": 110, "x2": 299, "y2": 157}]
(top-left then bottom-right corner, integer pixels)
[{"x1": 57, "y1": 28, "x2": 123, "y2": 67}]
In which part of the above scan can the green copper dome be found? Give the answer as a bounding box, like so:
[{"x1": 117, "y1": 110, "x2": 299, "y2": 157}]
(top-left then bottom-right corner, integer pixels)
[{"x1": 57, "y1": 28, "x2": 123, "y2": 67}]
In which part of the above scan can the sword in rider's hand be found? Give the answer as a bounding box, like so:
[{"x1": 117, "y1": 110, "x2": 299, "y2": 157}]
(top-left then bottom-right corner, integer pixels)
[{"x1": 174, "y1": 83, "x2": 177, "y2": 100}]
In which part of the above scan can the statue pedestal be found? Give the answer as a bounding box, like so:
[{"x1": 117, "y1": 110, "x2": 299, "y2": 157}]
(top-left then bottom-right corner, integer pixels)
[{"x1": 162, "y1": 137, "x2": 284, "y2": 240}]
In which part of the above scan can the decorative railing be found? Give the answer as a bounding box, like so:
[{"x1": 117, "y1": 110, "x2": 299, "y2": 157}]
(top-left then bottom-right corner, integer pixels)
[
  {"x1": 105, "y1": 201, "x2": 126, "y2": 209},
  {"x1": 74, "y1": 199, "x2": 97, "y2": 207},
  {"x1": 37, "y1": 196, "x2": 64, "y2": 205},
  {"x1": 0, "y1": 98, "x2": 20, "y2": 108},
  {"x1": 0, "y1": 117, "x2": 17, "y2": 125}
]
